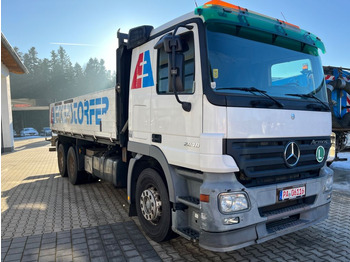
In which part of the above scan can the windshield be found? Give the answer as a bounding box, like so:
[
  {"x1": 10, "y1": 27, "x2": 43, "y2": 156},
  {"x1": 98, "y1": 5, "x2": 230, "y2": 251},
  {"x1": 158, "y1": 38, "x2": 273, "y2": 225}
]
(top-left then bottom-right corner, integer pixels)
[{"x1": 206, "y1": 23, "x2": 327, "y2": 103}]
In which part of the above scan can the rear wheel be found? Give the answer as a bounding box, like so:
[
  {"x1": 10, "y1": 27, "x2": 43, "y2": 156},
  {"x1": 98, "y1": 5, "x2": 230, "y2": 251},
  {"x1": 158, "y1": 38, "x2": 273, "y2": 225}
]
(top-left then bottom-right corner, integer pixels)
[
  {"x1": 67, "y1": 146, "x2": 82, "y2": 185},
  {"x1": 57, "y1": 143, "x2": 68, "y2": 177},
  {"x1": 135, "y1": 168, "x2": 173, "y2": 242}
]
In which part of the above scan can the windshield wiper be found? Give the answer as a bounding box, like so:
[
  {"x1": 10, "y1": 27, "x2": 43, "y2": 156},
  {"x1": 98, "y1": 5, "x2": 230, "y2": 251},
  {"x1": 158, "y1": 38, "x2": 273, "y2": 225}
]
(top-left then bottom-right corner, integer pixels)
[
  {"x1": 216, "y1": 87, "x2": 284, "y2": 108},
  {"x1": 285, "y1": 93, "x2": 330, "y2": 110}
]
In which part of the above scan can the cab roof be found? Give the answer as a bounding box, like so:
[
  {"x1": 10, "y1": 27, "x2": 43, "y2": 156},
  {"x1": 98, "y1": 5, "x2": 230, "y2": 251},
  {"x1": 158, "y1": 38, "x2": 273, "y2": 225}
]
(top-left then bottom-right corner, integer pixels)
[{"x1": 150, "y1": 0, "x2": 325, "y2": 54}]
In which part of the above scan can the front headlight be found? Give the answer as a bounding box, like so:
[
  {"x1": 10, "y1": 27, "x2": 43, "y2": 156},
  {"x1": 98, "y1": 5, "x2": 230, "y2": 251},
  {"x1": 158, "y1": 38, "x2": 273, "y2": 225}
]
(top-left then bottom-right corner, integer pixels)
[
  {"x1": 218, "y1": 192, "x2": 249, "y2": 214},
  {"x1": 327, "y1": 132, "x2": 336, "y2": 162}
]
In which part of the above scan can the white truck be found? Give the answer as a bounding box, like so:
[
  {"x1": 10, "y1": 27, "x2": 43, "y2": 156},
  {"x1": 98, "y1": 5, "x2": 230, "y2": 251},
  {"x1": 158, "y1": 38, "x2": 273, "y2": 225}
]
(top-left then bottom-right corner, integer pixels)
[{"x1": 50, "y1": 0, "x2": 335, "y2": 252}]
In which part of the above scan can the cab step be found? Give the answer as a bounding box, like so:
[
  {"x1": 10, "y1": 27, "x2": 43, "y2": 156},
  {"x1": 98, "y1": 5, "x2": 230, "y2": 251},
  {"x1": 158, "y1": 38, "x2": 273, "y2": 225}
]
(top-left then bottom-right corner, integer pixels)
[
  {"x1": 173, "y1": 227, "x2": 199, "y2": 241},
  {"x1": 177, "y1": 196, "x2": 200, "y2": 209}
]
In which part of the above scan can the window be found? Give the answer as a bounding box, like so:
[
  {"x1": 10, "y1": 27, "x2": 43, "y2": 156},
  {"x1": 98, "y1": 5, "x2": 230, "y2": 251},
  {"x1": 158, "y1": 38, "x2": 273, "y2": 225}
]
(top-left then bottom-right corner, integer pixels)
[
  {"x1": 206, "y1": 23, "x2": 327, "y2": 103},
  {"x1": 157, "y1": 32, "x2": 195, "y2": 94}
]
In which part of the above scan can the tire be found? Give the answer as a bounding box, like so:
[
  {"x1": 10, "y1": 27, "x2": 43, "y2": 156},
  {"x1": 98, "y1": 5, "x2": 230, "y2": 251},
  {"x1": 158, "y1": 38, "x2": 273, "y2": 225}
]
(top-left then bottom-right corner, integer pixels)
[
  {"x1": 135, "y1": 168, "x2": 173, "y2": 242},
  {"x1": 67, "y1": 146, "x2": 82, "y2": 185},
  {"x1": 57, "y1": 143, "x2": 68, "y2": 177}
]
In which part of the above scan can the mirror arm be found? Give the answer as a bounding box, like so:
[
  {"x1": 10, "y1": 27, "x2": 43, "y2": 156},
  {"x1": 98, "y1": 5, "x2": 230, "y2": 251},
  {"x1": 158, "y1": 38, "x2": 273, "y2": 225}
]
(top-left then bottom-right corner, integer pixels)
[{"x1": 170, "y1": 24, "x2": 192, "y2": 112}]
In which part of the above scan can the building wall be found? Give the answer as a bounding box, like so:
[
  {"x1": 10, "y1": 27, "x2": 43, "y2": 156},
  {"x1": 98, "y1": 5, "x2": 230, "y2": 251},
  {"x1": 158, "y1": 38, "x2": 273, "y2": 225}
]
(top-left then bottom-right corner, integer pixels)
[{"x1": 1, "y1": 62, "x2": 15, "y2": 153}]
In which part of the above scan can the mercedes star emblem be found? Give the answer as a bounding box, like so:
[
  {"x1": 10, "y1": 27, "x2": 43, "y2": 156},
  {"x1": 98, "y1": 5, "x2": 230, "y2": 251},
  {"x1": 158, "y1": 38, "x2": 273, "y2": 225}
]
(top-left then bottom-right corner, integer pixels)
[{"x1": 284, "y1": 142, "x2": 300, "y2": 167}]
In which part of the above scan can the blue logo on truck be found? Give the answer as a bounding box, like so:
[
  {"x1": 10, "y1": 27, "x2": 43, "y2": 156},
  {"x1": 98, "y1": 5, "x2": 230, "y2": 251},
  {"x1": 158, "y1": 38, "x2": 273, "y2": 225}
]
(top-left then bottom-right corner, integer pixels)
[{"x1": 53, "y1": 97, "x2": 109, "y2": 126}]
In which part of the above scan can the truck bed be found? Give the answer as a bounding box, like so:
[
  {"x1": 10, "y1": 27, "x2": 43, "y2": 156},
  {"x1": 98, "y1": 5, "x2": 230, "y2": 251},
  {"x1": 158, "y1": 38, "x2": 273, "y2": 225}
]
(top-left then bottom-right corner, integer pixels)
[{"x1": 50, "y1": 88, "x2": 117, "y2": 142}]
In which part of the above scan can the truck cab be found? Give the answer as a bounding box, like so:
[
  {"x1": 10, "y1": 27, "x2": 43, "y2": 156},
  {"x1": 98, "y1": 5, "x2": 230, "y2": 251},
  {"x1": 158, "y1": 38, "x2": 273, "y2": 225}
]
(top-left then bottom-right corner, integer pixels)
[{"x1": 125, "y1": 1, "x2": 333, "y2": 251}]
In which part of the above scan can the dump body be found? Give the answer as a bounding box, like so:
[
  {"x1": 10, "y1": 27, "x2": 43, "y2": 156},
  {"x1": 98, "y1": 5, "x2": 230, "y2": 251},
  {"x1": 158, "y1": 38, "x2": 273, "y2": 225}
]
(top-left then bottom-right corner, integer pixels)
[{"x1": 50, "y1": 88, "x2": 117, "y2": 142}]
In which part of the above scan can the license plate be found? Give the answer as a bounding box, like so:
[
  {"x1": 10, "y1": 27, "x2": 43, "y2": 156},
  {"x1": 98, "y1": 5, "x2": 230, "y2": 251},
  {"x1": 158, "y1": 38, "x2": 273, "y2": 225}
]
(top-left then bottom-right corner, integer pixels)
[{"x1": 279, "y1": 186, "x2": 305, "y2": 201}]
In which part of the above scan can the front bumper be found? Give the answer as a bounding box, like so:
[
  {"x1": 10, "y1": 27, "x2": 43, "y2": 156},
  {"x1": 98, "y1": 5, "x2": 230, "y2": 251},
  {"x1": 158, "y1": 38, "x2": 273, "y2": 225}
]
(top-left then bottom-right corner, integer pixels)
[
  {"x1": 199, "y1": 203, "x2": 329, "y2": 252},
  {"x1": 199, "y1": 166, "x2": 333, "y2": 252}
]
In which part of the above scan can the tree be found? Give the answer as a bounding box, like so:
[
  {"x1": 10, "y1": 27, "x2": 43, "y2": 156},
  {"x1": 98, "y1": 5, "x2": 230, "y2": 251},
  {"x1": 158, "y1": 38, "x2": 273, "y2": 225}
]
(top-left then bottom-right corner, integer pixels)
[{"x1": 10, "y1": 46, "x2": 115, "y2": 103}]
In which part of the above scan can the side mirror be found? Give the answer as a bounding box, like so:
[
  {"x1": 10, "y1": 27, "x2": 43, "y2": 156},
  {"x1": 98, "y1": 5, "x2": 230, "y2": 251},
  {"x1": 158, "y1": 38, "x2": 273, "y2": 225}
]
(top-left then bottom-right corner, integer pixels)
[
  {"x1": 153, "y1": 24, "x2": 193, "y2": 112},
  {"x1": 168, "y1": 53, "x2": 184, "y2": 93}
]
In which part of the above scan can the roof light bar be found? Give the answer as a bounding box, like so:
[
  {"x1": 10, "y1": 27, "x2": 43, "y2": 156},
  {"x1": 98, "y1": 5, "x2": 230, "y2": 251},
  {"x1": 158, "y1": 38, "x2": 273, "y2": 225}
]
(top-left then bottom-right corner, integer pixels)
[
  {"x1": 203, "y1": 0, "x2": 243, "y2": 11},
  {"x1": 203, "y1": 0, "x2": 300, "y2": 29}
]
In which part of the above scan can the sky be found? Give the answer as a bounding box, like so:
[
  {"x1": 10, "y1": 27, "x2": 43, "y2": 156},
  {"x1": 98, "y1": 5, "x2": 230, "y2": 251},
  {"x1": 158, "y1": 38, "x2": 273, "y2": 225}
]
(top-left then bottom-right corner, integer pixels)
[{"x1": 2, "y1": 0, "x2": 350, "y2": 72}]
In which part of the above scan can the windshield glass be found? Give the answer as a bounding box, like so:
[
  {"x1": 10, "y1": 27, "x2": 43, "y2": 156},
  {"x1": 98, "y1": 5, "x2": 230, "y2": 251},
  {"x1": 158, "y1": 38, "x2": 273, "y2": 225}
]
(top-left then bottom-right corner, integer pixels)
[{"x1": 206, "y1": 23, "x2": 327, "y2": 103}]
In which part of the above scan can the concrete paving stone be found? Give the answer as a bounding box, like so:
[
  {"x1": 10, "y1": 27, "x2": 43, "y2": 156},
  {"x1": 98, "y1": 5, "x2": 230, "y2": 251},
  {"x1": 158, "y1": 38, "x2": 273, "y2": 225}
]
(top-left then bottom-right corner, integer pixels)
[
  {"x1": 39, "y1": 248, "x2": 56, "y2": 257},
  {"x1": 144, "y1": 258, "x2": 162, "y2": 262},
  {"x1": 40, "y1": 242, "x2": 56, "y2": 251},
  {"x1": 133, "y1": 238, "x2": 149, "y2": 246},
  {"x1": 100, "y1": 233, "x2": 115, "y2": 241},
  {"x1": 122, "y1": 244, "x2": 136, "y2": 252},
  {"x1": 1, "y1": 248, "x2": 9, "y2": 257},
  {"x1": 25, "y1": 242, "x2": 41, "y2": 250},
  {"x1": 72, "y1": 249, "x2": 90, "y2": 258},
  {"x1": 27, "y1": 235, "x2": 42, "y2": 241},
  {"x1": 57, "y1": 237, "x2": 71, "y2": 245},
  {"x1": 56, "y1": 248, "x2": 72, "y2": 257},
  {"x1": 119, "y1": 239, "x2": 132, "y2": 245},
  {"x1": 72, "y1": 237, "x2": 87, "y2": 245},
  {"x1": 73, "y1": 242, "x2": 88, "y2": 251},
  {"x1": 1, "y1": 252, "x2": 7, "y2": 261},
  {"x1": 89, "y1": 249, "x2": 106, "y2": 258},
  {"x1": 124, "y1": 250, "x2": 140, "y2": 258},
  {"x1": 56, "y1": 243, "x2": 71, "y2": 251},
  {"x1": 10, "y1": 237, "x2": 27, "y2": 244},
  {"x1": 101, "y1": 238, "x2": 117, "y2": 246},
  {"x1": 104, "y1": 244, "x2": 120, "y2": 252},
  {"x1": 72, "y1": 233, "x2": 85, "y2": 240},
  {"x1": 21, "y1": 255, "x2": 39, "y2": 262},
  {"x1": 56, "y1": 255, "x2": 73, "y2": 262},
  {"x1": 23, "y1": 247, "x2": 40, "y2": 256},
  {"x1": 3, "y1": 252, "x2": 23, "y2": 261},
  {"x1": 87, "y1": 238, "x2": 103, "y2": 245},
  {"x1": 137, "y1": 244, "x2": 153, "y2": 252},
  {"x1": 6, "y1": 247, "x2": 24, "y2": 255},
  {"x1": 108, "y1": 257, "x2": 127, "y2": 262},
  {"x1": 38, "y1": 255, "x2": 56, "y2": 262},
  {"x1": 71, "y1": 228, "x2": 85, "y2": 234},
  {"x1": 57, "y1": 232, "x2": 71, "y2": 239},
  {"x1": 140, "y1": 250, "x2": 159, "y2": 259},
  {"x1": 1, "y1": 241, "x2": 11, "y2": 248},
  {"x1": 106, "y1": 250, "x2": 122, "y2": 258},
  {"x1": 86, "y1": 233, "x2": 100, "y2": 240},
  {"x1": 126, "y1": 257, "x2": 144, "y2": 262},
  {"x1": 88, "y1": 243, "x2": 104, "y2": 251},
  {"x1": 73, "y1": 256, "x2": 90, "y2": 262},
  {"x1": 90, "y1": 257, "x2": 109, "y2": 262}
]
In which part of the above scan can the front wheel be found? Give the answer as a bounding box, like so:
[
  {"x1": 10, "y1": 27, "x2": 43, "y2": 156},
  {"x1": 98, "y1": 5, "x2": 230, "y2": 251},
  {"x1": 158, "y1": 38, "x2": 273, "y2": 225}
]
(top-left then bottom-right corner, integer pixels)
[{"x1": 135, "y1": 168, "x2": 173, "y2": 242}]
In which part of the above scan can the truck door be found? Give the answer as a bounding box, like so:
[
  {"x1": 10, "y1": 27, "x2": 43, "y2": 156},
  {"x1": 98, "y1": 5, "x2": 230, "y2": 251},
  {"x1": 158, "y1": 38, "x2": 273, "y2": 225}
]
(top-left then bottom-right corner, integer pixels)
[{"x1": 151, "y1": 25, "x2": 203, "y2": 170}]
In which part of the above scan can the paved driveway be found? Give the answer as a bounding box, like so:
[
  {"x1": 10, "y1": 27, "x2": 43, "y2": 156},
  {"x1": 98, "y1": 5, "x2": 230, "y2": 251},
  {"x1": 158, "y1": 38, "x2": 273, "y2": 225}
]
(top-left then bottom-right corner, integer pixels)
[{"x1": 2, "y1": 138, "x2": 350, "y2": 261}]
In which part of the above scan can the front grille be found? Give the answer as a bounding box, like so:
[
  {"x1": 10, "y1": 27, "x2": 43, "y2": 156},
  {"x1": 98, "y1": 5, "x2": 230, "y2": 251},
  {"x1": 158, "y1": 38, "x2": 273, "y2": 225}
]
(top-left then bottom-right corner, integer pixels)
[{"x1": 224, "y1": 137, "x2": 330, "y2": 187}]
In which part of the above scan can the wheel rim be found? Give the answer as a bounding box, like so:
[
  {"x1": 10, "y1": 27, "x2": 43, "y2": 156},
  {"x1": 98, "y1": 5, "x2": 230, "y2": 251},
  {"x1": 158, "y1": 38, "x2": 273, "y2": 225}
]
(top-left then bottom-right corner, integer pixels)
[{"x1": 140, "y1": 186, "x2": 162, "y2": 224}]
